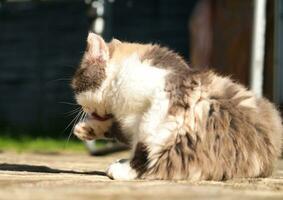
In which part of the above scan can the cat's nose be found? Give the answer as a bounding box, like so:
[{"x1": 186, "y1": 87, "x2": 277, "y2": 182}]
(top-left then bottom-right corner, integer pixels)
[
  {"x1": 91, "y1": 112, "x2": 100, "y2": 119},
  {"x1": 91, "y1": 112, "x2": 113, "y2": 121}
]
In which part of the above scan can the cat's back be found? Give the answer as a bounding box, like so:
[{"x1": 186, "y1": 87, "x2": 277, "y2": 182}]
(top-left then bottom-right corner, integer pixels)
[
  {"x1": 166, "y1": 70, "x2": 283, "y2": 179},
  {"x1": 202, "y1": 70, "x2": 282, "y2": 162}
]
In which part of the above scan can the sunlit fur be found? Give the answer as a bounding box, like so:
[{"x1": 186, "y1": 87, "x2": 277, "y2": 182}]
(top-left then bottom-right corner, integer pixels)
[{"x1": 72, "y1": 33, "x2": 282, "y2": 180}]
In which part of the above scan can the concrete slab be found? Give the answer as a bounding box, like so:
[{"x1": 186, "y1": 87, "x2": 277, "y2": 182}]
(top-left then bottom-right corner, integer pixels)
[{"x1": 0, "y1": 152, "x2": 282, "y2": 200}]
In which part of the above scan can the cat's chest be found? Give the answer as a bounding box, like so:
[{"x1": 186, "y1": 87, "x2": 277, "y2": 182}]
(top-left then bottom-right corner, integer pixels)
[
  {"x1": 119, "y1": 113, "x2": 143, "y2": 137},
  {"x1": 108, "y1": 56, "x2": 169, "y2": 116}
]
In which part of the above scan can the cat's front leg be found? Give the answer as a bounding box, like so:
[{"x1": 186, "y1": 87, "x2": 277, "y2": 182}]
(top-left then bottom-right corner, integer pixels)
[
  {"x1": 106, "y1": 93, "x2": 170, "y2": 180},
  {"x1": 106, "y1": 159, "x2": 137, "y2": 180},
  {"x1": 106, "y1": 141, "x2": 151, "y2": 180},
  {"x1": 73, "y1": 121, "x2": 96, "y2": 140},
  {"x1": 74, "y1": 119, "x2": 113, "y2": 141}
]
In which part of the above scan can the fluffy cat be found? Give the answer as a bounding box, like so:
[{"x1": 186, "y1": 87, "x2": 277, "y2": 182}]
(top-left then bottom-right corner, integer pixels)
[{"x1": 71, "y1": 33, "x2": 282, "y2": 180}]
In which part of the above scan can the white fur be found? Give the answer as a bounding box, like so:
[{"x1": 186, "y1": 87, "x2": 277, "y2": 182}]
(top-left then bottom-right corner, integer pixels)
[
  {"x1": 76, "y1": 53, "x2": 174, "y2": 179},
  {"x1": 250, "y1": 152, "x2": 262, "y2": 177},
  {"x1": 106, "y1": 160, "x2": 137, "y2": 180},
  {"x1": 107, "y1": 54, "x2": 172, "y2": 146}
]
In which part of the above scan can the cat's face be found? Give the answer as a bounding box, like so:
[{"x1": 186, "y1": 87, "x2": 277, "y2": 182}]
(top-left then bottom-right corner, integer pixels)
[{"x1": 71, "y1": 33, "x2": 116, "y2": 118}]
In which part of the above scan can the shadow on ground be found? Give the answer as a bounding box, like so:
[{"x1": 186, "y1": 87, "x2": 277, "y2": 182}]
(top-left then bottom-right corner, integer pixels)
[{"x1": 0, "y1": 163, "x2": 107, "y2": 176}]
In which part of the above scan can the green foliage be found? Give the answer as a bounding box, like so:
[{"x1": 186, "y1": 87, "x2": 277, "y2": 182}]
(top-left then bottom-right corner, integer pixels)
[{"x1": 0, "y1": 136, "x2": 86, "y2": 153}]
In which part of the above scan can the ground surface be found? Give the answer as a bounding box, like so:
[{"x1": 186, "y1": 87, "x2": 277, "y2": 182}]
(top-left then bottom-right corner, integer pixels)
[{"x1": 0, "y1": 151, "x2": 283, "y2": 200}]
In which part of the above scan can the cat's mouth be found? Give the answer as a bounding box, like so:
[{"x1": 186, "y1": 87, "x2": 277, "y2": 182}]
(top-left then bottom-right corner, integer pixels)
[{"x1": 91, "y1": 112, "x2": 113, "y2": 121}]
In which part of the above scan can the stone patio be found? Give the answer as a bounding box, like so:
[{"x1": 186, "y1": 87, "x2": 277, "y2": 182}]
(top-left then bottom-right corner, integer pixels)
[{"x1": 0, "y1": 151, "x2": 282, "y2": 200}]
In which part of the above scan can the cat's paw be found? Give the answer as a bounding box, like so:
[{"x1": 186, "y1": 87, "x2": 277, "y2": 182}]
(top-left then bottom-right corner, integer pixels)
[
  {"x1": 106, "y1": 159, "x2": 137, "y2": 180},
  {"x1": 74, "y1": 122, "x2": 96, "y2": 141}
]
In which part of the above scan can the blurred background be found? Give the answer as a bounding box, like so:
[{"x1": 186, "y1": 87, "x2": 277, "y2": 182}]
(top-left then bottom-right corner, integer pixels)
[{"x1": 0, "y1": 0, "x2": 282, "y2": 152}]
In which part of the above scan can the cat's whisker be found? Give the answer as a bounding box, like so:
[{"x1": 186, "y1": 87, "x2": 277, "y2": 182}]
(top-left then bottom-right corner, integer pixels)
[
  {"x1": 82, "y1": 112, "x2": 87, "y2": 121},
  {"x1": 59, "y1": 101, "x2": 79, "y2": 106},
  {"x1": 64, "y1": 110, "x2": 81, "y2": 117},
  {"x1": 67, "y1": 109, "x2": 86, "y2": 143},
  {"x1": 66, "y1": 107, "x2": 81, "y2": 113},
  {"x1": 79, "y1": 111, "x2": 85, "y2": 123},
  {"x1": 65, "y1": 109, "x2": 83, "y2": 147},
  {"x1": 63, "y1": 110, "x2": 82, "y2": 134},
  {"x1": 64, "y1": 107, "x2": 82, "y2": 116},
  {"x1": 45, "y1": 78, "x2": 72, "y2": 84}
]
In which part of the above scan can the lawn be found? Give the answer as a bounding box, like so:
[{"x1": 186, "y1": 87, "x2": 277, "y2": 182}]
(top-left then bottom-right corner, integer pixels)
[{"x1": 0, "y1": 136, "x2": 87, "y2": 153}]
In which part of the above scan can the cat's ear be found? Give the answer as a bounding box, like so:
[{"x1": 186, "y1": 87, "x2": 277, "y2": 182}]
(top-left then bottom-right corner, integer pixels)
[
  {"x1": 111, "y1": 38, "x2": 121, "y2": 45},
  {"x1": 86, "y1": 32, "x2": 109, "y2": 62},
  {"x1": 108, "y1": 38, "x2": 121, "y2": 58}
]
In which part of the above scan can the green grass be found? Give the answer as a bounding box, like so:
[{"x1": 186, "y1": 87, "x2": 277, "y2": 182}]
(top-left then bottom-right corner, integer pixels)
[{"x1": 0, "y1": 136, "x2": 87, "y2": 153}]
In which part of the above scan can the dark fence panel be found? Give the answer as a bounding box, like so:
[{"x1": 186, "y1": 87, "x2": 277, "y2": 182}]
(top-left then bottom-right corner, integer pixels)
[
  {"x1": 105, "y1": 0, "x2": 197, "y2": 59},
  {"x1": 0, "y1": 0, "x2": 196, "y2": 137},
  {"x1": 0, "y1": 0, "x2": 89, "y2": 136}
]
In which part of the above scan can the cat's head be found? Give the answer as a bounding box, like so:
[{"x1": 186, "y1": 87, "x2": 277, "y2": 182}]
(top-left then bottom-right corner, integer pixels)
[{"x1": 71, "y1": 33, "x2": 119, "y2": 119}]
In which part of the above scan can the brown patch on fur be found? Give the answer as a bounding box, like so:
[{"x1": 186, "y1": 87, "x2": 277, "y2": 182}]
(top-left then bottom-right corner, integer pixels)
[
  {"x1": 71, "y1": 61, "x2": 106, "y2": 93},
  {"x1": 139, "y1": 47, "x2": 282, "y2": 180},
  {"x1": 140, "y1": 45, "x2": 190, "y2": 72},
  {"x1": 104, "y1": 121, "x2": 130, "y2": 145},
  {"x1": 141, "y1": 45, "x2": 204, "y2": 111},
  {"x1": 71, "y1": 33, "x2": 108, "y2": 93},
  {"x1": 145, "y1": 133, "x2": 199, "y2": 180},
  {"x1": 130, "y1": 142, "x2": 149, "y2": 177},
  {"x1": 143, "y1": 90, "x2": 281, "y2": 180}
]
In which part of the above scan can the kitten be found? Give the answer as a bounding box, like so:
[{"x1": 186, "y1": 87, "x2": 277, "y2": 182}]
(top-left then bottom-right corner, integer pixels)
[{"x1": 71, "y1": 33, "x2": 283, "y2": 180}]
